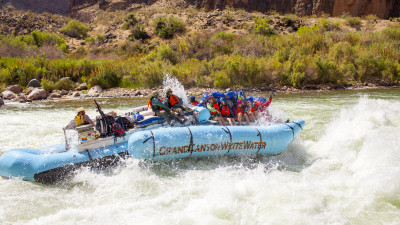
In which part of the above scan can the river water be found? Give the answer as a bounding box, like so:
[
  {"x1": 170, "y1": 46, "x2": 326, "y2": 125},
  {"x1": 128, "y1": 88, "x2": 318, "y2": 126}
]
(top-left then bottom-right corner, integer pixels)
[{"x1": 0, "y1": 88, "x2": 399, "y2": 225}]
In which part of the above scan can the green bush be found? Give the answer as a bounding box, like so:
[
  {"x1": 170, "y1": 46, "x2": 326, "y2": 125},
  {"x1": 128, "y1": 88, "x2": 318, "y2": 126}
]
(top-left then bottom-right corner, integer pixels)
[
  {"x1": 23, "y1": 30, "x2": 67, "y2": 53},
  {"x1": 84, "y1": 37, "x2": 95, "y2": 45},
  {"x1": 315, "y1": 58, "x2": 340, "y2": 84},
  {"x1": 212, "y1": 71, "x2": 231, "y2": 88},
  {"x1": 61, "y1": 20, "x2": 90, "y2": 39},
  {"x1": 41, "y1": 78, "x2": 54, "y2": 92},
  {"x1": 345, "y1": 16, "x2": 362, "y2": 29},
  {"x1": 54, "y1": 78, "x2": 75, "y2": 90},
  {"x1": 157, "y1": 44, "x2": 178, "y2": 64},
  {"x1": 89, "y1": 70, "x2": 121, "y2": 89},
  {"x1": 153, "y1": 16, "x2": 185, "y2": 39},
  {"x1": 129, "y1": 25, "x2": 150, "y2": 40},
  {"x1": 281, "y1": 14, "x2": 299, "y2": 27},
  {"x1": 254, "y1": 17, "x2": 275, "y2": 36}
]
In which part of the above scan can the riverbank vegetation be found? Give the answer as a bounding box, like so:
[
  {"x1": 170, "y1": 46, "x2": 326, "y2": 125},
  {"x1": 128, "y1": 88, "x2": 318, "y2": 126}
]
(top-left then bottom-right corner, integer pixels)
[{"x1": 0, "y1": 9, "x2": 399, "y2": 91}]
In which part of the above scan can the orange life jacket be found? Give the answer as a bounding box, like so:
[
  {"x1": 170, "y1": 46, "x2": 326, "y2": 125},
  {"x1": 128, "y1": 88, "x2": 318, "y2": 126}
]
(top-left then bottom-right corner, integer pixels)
[
  {"x1": 221, "y1": 105, "x2": 230, "y2": 117},
  {"x1": 169, "y1": 94, "x2": 181, "y2": 107},
  {"x1": 211, "y1": 102, "x2": 220, "y2": 115}
]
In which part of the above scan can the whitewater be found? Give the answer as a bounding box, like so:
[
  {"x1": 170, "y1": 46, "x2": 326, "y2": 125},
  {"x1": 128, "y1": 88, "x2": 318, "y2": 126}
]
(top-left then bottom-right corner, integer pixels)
[{"x1": 0, "y1": 88, "x2": 399, "y2": 225}]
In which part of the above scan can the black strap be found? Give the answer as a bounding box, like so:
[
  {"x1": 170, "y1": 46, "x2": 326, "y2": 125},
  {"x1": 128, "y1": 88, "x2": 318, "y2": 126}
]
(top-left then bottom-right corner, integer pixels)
[
  {"x1": 86, "y1": 150, "x2": 92, "y2": 161},
  {"x1": 255, "y1": 128, "x2": 262, "y2": 153},
  {"x1": 292, "y1": 121, "x2": 303, "y2": 130},
  {"x1": 143, "y1": 131, "x2": 156, "y2": 158},
  {"x1": 187, "y1": 127, "x2": 194, "y2": 156},
  {"x1": 222, "y1": 127, "x2": 232, "y2": 153},
  {"x1": 284, "y1": 124, "x2": 295, "y2": 139}
]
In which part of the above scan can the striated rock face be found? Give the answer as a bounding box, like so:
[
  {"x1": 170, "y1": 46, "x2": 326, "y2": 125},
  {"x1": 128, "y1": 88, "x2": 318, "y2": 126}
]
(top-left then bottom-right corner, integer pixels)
[
  {"x1": 196, "y1": 0, "x2": 400, "y2": 18},
  {"x1": 1, "y1": 0, "x2": 399, "y2": 19},
  {"x1": 1, "y1": 0, "x2": 70, "y2": 15}
]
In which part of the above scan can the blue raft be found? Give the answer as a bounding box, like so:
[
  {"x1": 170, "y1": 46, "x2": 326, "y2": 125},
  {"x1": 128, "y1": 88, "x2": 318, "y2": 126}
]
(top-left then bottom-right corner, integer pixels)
[
  {"x1": 0, "y1": 120, "x2": 304, "y2": 183},
  {"x1": 128, "y1": 120, "x2": 304, "y2": 160}
]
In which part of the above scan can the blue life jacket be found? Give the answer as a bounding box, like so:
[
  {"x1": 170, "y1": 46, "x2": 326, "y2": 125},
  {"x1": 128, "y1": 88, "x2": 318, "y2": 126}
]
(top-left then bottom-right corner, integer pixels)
[{"x1": 133, "y1": 113, "x2": 144, "y2": 122}]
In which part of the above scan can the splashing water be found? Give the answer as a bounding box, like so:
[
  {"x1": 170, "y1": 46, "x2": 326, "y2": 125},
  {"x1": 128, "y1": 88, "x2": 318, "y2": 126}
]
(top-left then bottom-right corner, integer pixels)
[
  {"x1": 1, "y1": 90, "x2": 400, "y2": 224},
  {"x1": 162, "y1": 73, "x2": 189, "y2": 105}
]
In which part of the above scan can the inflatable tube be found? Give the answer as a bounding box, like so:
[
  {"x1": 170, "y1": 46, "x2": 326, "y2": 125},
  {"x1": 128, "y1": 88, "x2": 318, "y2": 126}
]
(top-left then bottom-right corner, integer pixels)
[
  {"x1": 132, "y1": 106, "x2": 149, "y2": 113},
  {"x1": 128, "y1": 120, "x2": 305, "y2": 160},
  {"x1": 0, "y1": 119, "x2": 304, "y2": 183},
  {"x1": 0, "y1": 143, "x2": 129, "y2": 183}
]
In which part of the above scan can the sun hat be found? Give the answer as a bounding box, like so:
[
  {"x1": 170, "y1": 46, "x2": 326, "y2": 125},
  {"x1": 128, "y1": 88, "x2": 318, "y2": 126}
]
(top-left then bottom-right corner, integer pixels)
[{"x1": 76, "y1": 107, "x2": 86, "y2": 113}]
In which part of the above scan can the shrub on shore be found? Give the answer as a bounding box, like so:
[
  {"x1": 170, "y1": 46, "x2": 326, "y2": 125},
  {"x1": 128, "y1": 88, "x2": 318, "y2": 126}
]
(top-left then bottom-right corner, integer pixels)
[
  {"x1": 61, "y1": 20, "x2": 90, "y2": 39},
  {"x1": 1, "y1": 22, "x2": 400, "y2": 89}
]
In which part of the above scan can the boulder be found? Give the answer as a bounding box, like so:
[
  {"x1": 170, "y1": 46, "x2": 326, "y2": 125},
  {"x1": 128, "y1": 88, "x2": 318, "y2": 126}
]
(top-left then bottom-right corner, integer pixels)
[
  {"x1": 60, "y1": 90, "x2": 69, "y2": 95},
  {"x1": 2, "y1": 90, "x2": 17, "y2": 100},
  {"x1": 17, "y1": 95, "x2": 27, "y2": 103},
  {"x1": 48, "y1": 92, "x2": 62, "y2": 98},
  {"x1": 27, "y1": 88, "x2": 47, "y2": 100},
  {"x1": 134, "y1": 90, "x2": 142, "y2": 96},
  {"x1": 88, "y1": 85, "x2": 103, "y2": 95},
  {"x1": 27, "y1": 79, "x2": 41, "y2": 88},
  {"x1": 72, "y1": 91, "x2": 81, "y2": 97},
  {"x1": 26, "y1": 87, "x2": 35, "y2": 95},
  {"x1": 0, "y1": 98, "x2": 4, "y2": 106},
  {"x1": 76, "y1": 83, "x2": 88, "y2": 91},
  {"x1": 7, "y1": 85, "x2": 23, "y2": 94}
]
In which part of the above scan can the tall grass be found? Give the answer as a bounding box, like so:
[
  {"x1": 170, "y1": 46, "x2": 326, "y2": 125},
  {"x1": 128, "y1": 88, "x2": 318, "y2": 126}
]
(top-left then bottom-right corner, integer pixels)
[{"x1": 1, "y1": 22, "x2": 399, "y2": 89}]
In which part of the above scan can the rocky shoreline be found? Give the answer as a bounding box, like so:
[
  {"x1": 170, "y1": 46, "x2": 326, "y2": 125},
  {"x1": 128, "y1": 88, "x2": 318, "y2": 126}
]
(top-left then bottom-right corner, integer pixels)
[{"x1": 1, "y1": 79, "x2": 398, "y2": 107}]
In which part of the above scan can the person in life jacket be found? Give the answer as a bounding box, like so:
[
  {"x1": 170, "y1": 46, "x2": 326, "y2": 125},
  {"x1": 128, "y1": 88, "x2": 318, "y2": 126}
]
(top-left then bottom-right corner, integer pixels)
[
  {"x1": 206, "y1": 96, "x2": 225, "y2": 126},
  {"x1": 163, "y1": 88, "x2": 195, "y2": 122},
  {"x1": 236, "y1": 100, "x2": 250, "y2": 125},
  {"x1": 257, "y1": 91, "x2": 284, "y2": 123},
  {"x1": 244, "y1": 100, "x2": 256, "y2": 122},
  {"x1": 63, "y1": 107, "x2": 95, "y2": 130},
  {"x1": 189, "y1": 96, "x2": 199, "y2": 106},
  {"x1": 149, "y1": 91, "x2": 184, "y2": 125},
  {"x1": 220, "y1": 98, "x2": 235, "y2": 126}
]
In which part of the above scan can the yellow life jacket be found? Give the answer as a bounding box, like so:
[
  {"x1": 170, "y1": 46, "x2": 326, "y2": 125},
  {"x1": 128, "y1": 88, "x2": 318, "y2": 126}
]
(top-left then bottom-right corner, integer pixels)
[{"x1": 75, "y1": 115, "x2": 88, "y2": 126}]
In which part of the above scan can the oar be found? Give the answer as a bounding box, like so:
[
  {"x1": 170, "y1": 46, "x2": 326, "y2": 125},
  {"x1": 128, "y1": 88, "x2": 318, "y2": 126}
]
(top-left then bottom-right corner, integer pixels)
[{"x1": 63, "y1": 129, "x2": 69, "y2": 151}]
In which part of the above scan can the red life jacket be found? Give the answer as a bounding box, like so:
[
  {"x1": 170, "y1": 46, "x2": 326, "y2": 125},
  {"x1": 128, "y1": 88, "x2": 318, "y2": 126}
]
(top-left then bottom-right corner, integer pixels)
[
  {"x1": 236, "y1": 106, "x2": 244, "y2": 115},
  {"x1": 169, "y1": 94, "x2": 181, "y2": 107},
  {"x1": 251, "y1": 101, "x2": 262, "y2": 112},
  {"x1": 191, "y1": 101, "x2": 199, "y2": 106},
  {"x1": 211, "y1": 102, "x2": 220, "y2": 115},
  {"x1": 221, "y1": 105, "x2": 230, "y2": 117}
]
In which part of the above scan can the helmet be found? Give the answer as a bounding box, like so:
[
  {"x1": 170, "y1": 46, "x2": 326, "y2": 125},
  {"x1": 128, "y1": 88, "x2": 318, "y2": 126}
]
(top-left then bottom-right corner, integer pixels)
[
  {"x1": 166, "y1": 88, "x2": 172, "y2": 94},
  {"x1": 190, "y1": 96, "x2": 196, "y2": 103},
  {"x1": 226, "y1": 92, "x2": 233, "y2": 99},
  {"x1": 201, "y1": 94, "x2": 210, "y2": 102},
  {"x1": 246, "y1": 96, "x2": 254, "y2": 103}
]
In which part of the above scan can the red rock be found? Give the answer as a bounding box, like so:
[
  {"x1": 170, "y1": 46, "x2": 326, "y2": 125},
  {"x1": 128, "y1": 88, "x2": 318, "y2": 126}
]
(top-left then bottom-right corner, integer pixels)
[
  {"x1": 27, "y1": 88, "x2": 47, "y2": 100},
  {"x1": 2, "y1": 90, "x2": 17, "y2": 100},
  {"x1": 7, "y1": 85, "x2": 23, "y2": 94}
]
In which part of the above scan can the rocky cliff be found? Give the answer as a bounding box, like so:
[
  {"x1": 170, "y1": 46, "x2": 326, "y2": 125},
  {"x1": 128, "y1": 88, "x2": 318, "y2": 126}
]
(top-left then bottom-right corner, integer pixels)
[
  {"x1": 1, "y1": 0, "x2": 70, "y2": 15},
  {"x1": 196, "y1": 0, "x2": 400, "y2": 18},
  {"x1": 1, "y1": 0, "x2": 399, "y2": 19}
]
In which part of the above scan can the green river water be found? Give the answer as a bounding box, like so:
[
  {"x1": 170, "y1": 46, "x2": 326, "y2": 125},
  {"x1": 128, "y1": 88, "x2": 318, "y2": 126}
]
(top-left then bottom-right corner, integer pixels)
[{"x1": 0, "y1": 88, "x2": 399, "y2": 224}]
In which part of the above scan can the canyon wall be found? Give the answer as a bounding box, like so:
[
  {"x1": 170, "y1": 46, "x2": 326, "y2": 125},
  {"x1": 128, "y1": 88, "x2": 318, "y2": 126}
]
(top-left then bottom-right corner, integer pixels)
[
  {"x1": 0, "y1": 0, "x2": 399, "y2": 19},
  {"x1": 196, "y1": 0, "x2": 400, "y2": 18}
]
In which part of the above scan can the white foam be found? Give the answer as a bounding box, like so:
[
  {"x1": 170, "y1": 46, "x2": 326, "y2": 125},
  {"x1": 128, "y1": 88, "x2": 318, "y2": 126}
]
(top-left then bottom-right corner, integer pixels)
[
  {"x1": 1, "y1": 93, "x2": 400, "y2": 224},
  {"x1": 162, "y1": 73, "x2": 189, "y2": 105}
]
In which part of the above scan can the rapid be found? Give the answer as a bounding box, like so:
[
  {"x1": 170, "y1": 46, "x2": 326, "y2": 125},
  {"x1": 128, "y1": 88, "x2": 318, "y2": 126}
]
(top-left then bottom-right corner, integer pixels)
[{"x1": 0, "y1": 88, "x2": 400, "y2": 225}]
